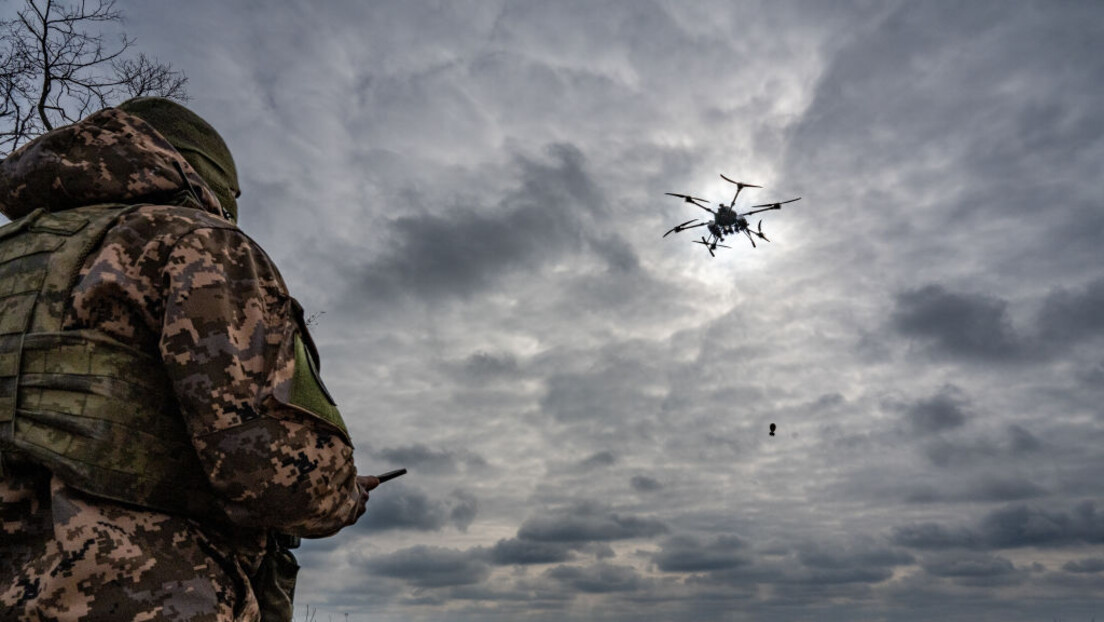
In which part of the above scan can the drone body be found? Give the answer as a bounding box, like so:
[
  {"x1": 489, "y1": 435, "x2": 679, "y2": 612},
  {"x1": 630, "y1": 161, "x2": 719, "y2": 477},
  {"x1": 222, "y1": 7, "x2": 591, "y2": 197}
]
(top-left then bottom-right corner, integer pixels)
[{"x1": 664, "y1": 174, "x2": 800, "y2": 256}]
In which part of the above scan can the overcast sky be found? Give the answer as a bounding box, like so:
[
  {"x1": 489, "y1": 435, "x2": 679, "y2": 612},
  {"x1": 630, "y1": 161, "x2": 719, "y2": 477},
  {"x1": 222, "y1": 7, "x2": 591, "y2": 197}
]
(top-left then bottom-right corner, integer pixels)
[{"x1": 7, "y1": 1, "x2": 1104, "y2": 620}]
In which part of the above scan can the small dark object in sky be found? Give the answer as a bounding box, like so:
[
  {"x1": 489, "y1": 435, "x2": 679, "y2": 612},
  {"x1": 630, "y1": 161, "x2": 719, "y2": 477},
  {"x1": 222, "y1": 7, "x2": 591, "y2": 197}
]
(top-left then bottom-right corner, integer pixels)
[
  {"x1": 769, "y1": 423, "x2": 776, "y2": 436},
  {"x1": 664, "y1": 174, "x2": 801, "y2": 256}
]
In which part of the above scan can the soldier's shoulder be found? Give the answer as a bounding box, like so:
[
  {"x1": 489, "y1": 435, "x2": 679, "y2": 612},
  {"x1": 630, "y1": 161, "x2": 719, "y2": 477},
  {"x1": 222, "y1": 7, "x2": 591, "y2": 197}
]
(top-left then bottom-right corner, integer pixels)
[{"x1": 122, "y1": 203, "x2": 240, "y2": 238}]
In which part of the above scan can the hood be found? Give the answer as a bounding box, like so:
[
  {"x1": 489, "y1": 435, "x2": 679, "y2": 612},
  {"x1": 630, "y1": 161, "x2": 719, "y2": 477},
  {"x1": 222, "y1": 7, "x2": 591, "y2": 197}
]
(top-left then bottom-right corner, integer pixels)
[{"x1": 0, "y1": 108, "x2": 223, "y2": 220}]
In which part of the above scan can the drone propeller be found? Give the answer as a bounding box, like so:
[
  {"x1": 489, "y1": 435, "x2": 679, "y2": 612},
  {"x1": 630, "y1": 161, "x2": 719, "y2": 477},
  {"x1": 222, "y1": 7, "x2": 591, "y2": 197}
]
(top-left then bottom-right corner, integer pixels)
[
  {"x1": 693, "y1": 237, "x2": 717, "y2": 257},
  {"x1": 666, "y1": 192, "x2": 716, "y2": 215},
  {"x1": 719, "y1": 175, "x2": 762, "y2": 206},
  {"x1": 755, "y1": 220, "x2": 770, "y2": 242},
  {"x1": 666, "y1": 192, "x2": 711, "y2": 207},
  {"x1": 693, "y1": 236, "x2": 731, "y2": 257},
  {"x1": 663, "y1": 219, "x2": 704, "y2": 237},
  {"x1": 744, "y1": 228, "x2": 757, "y2": 248},
  {"x1": 750, "y1": 197, "x2": 801, "y2": 209},
  {"x1": 720, "y1": 175, "x2": 762, "y2": 189}
]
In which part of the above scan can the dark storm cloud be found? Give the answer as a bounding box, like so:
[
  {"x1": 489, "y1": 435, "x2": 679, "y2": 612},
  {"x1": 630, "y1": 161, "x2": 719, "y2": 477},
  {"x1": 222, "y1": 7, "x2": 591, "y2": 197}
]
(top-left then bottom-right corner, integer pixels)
[
  {"x1": 1007, "y1": 424, "x2": 1042, "y2": 454},
  {"x1": 922, "y1": 437, "x2": 1000, "y2": 469},
  {"x1": 796, "y1": 541, "x2": 914, "y2": 570},
  {"x1": 782, "y1": 2, "x2": 1104, "y2": 280},
  {"x1": 651, "y1": 534, "x2": 749, "y2": 572},
  {"x1": 892, "y1": 500, "x2": 1104, "y2": 550},
  {"x1": 920, "y1": 551, "x2": 1020, "y2": 585},
  {"x1": 489, "y1": 538, "x2": 575, "y2": 566},
  {"x1": 1036, "y1": 277, "x2": 1104, "y2": 346},
  {"x1": 361, "y1": 545, "x2": 491, "y2": 588},
  {"x1": 587, "y1": 233, "x2": 640, "y2": 273},
  {"x1": 919, "y1": 422, "x2": 1048, "y2": 470},
  {"x1": 901, "y1": 475, "x2": 1047, "y2": 505},
  {"x1": 516, "y1": 502, "x2": 669, "y2": 543},
  {"x1": 375, "y1": 443, "x2": 486, "y2": 474},
  {"x1": 579, "y1": 450, "x2": 617, "y2": 469},
  {"x1": 961, "y1": 477, "x2": 1047, "y2": 503},
  {"x1": 891, "y1": 522, "x2": 982, "y2": 550},
  {"x1": 352, "y1": 143, "x2": 601, "y2": 304},
  {"x1": 792, "y1": 566, "x2": 895, "y2": 586},
  {"x1": 1061, "y1": 557, "x2": 1104, "y2": 574},
  {"x1": 979, "y1": 501, "x2": 1104, "y2": 548},
  {"x1": 903, "y1": 385, "x2": 969, "y2": 435},
  {"x1": 630, "y1": 475, "x2": 662, "y2": 492},
  {"x1": 892, "y1": 285, "x2": 1023, "y2": 361},
  {"x1": 460, "y1": 351, "x2": 520, "y2": 380},
  {"x1": 449, "y1": 489, "x2": 479, "y2": 532},
  {"x1": 356, "y1": 484, "x2": 478, "y2": 532},
  {"x1": 540, "y1": 354, "x2": 663, "y2": 424},
  {"x1": 544, "y1": 563, "x2": 647, "y2": 593}
]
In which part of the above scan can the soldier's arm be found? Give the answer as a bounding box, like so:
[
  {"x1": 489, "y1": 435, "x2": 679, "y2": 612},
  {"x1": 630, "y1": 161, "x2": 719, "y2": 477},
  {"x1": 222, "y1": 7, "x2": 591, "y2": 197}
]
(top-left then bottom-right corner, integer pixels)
[{"x1": 159, "y1": 225, "x2": 362, "y2": 538}]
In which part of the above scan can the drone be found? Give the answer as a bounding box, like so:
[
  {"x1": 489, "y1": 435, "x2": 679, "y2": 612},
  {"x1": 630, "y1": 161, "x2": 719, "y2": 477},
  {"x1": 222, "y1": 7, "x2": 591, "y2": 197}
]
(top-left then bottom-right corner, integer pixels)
[{"x1": 664, "y1": 174, "x2": 800, "y2": 257}]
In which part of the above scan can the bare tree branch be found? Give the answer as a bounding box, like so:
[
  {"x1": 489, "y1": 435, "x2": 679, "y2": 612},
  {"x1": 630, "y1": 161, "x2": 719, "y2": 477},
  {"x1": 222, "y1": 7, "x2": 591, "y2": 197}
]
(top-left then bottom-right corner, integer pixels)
[{"x1": 0, "y1": 0, "x2": 189, "y2": 155}]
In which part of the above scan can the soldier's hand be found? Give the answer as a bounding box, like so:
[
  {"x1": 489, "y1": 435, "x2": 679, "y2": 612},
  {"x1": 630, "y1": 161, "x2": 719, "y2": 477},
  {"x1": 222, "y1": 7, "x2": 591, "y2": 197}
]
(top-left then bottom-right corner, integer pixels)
[{"x1": 353, "y1": 475, "x2": 380, "y2": 522}]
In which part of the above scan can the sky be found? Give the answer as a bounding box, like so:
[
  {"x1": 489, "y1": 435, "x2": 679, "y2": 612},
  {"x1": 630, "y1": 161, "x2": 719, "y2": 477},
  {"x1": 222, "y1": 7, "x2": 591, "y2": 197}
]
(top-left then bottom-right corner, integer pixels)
[{"x1": 4, "y1": 1, "x2": 1104, "y2": 620}]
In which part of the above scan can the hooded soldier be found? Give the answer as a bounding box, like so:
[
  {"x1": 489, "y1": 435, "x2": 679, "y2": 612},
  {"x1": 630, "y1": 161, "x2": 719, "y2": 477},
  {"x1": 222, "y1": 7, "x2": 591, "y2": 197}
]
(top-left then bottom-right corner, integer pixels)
[{"x1": 0, "y1": 98, "x2": 378, "y2": 621}]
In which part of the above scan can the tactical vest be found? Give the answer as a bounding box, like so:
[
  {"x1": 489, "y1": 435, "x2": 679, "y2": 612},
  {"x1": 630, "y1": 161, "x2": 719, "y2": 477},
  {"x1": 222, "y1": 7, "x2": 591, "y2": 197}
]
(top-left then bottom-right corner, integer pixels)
[{"x1": 0, "y1": 204, "x2": 225, "y2": 520}]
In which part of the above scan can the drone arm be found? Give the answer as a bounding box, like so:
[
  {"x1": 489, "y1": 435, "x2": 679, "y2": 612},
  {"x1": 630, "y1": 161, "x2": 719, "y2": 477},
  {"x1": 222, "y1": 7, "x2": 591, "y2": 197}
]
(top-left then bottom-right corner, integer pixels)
[{"x1": 743, "y1": 205, "x2": 781, "y2": 216}]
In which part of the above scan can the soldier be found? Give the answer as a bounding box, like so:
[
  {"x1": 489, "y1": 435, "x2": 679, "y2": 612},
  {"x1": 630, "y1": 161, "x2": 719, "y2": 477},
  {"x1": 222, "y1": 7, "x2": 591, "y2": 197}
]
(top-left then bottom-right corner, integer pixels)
[{"x1": 0, "y1": 97, "x2": 378, "y2": 621}]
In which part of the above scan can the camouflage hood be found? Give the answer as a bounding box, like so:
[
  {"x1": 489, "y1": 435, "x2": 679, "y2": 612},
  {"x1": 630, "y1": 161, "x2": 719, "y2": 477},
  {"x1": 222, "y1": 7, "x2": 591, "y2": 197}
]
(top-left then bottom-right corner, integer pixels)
[{"x1": 0, "y1": 107, "x2": 223, "y2": 220}]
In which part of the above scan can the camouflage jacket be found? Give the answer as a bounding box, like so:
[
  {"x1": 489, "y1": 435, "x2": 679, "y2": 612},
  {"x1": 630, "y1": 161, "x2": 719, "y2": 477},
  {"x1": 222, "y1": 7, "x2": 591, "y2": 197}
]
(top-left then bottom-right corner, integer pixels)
[{"x1": 0, "y1": 109, "x2": 362, "y2": 620}]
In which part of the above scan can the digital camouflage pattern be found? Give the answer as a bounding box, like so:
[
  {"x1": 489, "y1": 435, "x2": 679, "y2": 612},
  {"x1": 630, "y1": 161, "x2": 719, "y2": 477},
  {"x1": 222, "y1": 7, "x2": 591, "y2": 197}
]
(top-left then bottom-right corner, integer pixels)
[{"x1": 0, "y1": 108, "x2": 363, "y2": 620}]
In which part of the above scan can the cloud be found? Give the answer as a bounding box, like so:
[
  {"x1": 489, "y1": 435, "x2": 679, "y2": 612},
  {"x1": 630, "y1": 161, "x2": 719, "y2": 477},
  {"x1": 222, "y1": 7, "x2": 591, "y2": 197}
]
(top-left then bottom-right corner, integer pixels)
[
  {"x1": 361, "y1": 545, "x2": 491, "y2": 588},
  {"x1": 348, "y1": 143, "x2": 602, "y2": 305},
  {"x1": 892, "y1": 500, "x2": 1104, "y2": 550},
  {"x1": 921, "y1": 551, "x2": 1019, "y2": 582},
  {"x1": 652, "y1": 534, "x2": 749, "y2": 572},
  {"x1": 890, "y1": 523, "x2": 981, "y2": 550},
  {"x1": 915, "y1": 422, "x2": 1049, "y2": 471},
  {"x1": 1036, "y1": 277, "x2": 1104, "y2": 346},
  {"x1": 460, "y1": 351, "x2": 520, "y2": 381},
  {"x1": 796, "y1": 540, "x2": 914, "y2": 570},
  {"x1": 1061, "y1": 557, "x2": 1104, "y2": 574},
  {"x1": 961, "y1": 477, "x2": 1047, "y2": 503},
  {"x1": 901, "y1": 475, "x2": 1048, "y2": 505},
  {"x1": 892, "y1": 285, "x2": 1024, "y2": 361},
  {"x1": 978, "y1": 501, "x2": 1104, "y2": 548},
  {"x1": 579, "y1": 450, "x2": 617, "y2": 469},
  {"x1": 374, "y1": 443, "x2": 486, "y2": 475},
  {"x1": 517, "y1": 503, "x2": 668, "y2": 543},
  {"x1": 630, "y1": 475, "x2": 662, "y2": 492},
  {"x1": 540, "y1": 354, "x2": 664, "y2": 424},
  {"x1": 356, "y1": 484, "x2": 478, "y2": 532},
  {"x1": 489, "y1": 539, "x2": 575, "y2": 566},
  {"x1": 904, "y1": 385, "x2": 970, "y2": 435},
  {"x1": 449, "y1": 489, "x2": 479, "y2": 532},
  {"x1": 1007, "y1": 425, "x2": 1043, "y2": 454},
  {"x1": 544, "y1": 563, "x2": 647, "y2": 593}
]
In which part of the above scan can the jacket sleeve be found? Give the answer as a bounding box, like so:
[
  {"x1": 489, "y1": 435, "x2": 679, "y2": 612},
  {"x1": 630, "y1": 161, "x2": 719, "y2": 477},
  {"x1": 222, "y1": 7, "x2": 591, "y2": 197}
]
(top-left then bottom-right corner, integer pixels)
[{"x1": 158, "y1": 225, "x2": 361, "y2": 538}]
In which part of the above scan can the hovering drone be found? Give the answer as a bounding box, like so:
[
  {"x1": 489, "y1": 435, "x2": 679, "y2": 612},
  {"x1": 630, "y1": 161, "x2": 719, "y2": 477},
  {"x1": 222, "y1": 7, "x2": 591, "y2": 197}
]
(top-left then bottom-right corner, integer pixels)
[{"x1": 664, "y1": 174, "x2": 801, "y2": 257}]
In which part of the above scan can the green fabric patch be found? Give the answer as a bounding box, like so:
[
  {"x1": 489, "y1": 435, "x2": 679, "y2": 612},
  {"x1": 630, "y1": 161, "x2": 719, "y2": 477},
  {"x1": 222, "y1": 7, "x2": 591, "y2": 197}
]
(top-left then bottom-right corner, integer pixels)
[{"x1": 288, "y1": 334, "x2": 348, "y2": 437}]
